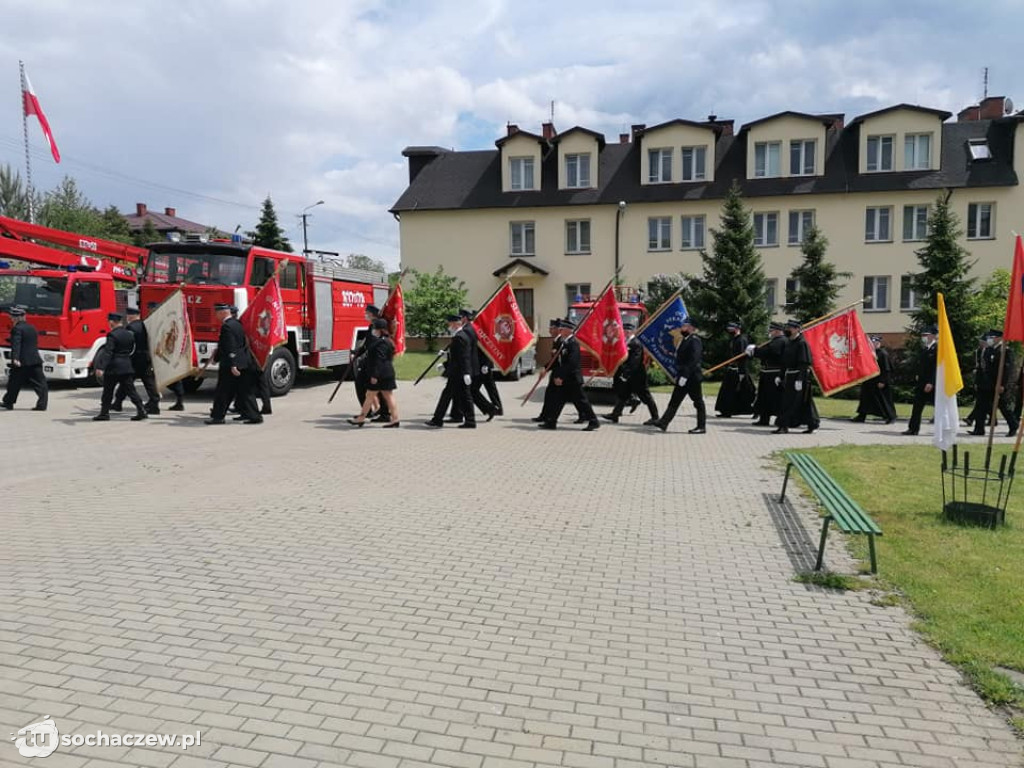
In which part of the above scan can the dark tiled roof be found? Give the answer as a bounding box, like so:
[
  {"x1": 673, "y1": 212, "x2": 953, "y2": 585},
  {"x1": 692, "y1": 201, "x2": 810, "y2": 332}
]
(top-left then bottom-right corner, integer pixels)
[
  {"x1": 391, "y1": 118, "x2": 1019, "y2": 213},
  {"x1": 123, "y1": 212, "x2": 214, "y2": 235},
  {"x1": 643, "y1": 118, "x2": 725, "y2": 137},
  {"x1": 495, "y1": 129, "x2": 546, "y2": 148},
  {"x1": 493, "y1": 257, "x2": 549, "y2": 276},
  {"x1": 740, "y1": 111, "x2": 842, "y2": 132},
  {"x1": 551, "y1": 126, "x2": 607, "y2": 148},
  {"x1": 850, "y1": 103, "x2": 953, "y2": 124}
]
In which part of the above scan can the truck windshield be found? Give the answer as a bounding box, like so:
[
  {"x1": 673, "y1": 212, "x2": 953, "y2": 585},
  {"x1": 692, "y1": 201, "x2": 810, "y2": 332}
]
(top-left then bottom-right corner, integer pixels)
[
  {"x1": 143, "y1": 250, "x2": 247, "y2": 286},
  {"x1": 0, "y1": 275, "x2": 67, "y2": 315}
]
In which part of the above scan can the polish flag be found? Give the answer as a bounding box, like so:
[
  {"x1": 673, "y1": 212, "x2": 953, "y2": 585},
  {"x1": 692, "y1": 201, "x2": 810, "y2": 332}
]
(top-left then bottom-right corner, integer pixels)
[{"x1": 21, "y1": 65, "x2": 61, "y2": 163}]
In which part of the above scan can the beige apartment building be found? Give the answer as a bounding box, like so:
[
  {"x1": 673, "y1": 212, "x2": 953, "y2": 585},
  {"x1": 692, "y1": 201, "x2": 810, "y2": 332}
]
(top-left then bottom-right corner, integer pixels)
[{"x1": 391, "y1": 96, "x2": 1023, "y2": 338}]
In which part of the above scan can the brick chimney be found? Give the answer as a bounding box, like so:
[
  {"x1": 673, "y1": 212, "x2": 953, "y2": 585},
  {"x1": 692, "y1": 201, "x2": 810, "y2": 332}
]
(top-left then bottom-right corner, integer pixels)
[
  {"x1": 164, "y1": 207, "x2": 176, "y2": 217},
  {"x1": 506, "y1": 123, "x2": 519, "y2": 137},
  {"x1": 980, "y1": 96, "x2": 1007, "y2": 120},
  {"x1": 619, "y1": 132, "x2": 630, "y2": 144},
  {"x1": 135, "y1": 203, "x2": 147, "y2": 217},
  {"x1": 958, "y1": 105, "x2": 981, "y2": 122},
  {"x1": 541, "y1": 121, "x2": 556, "y2": 140},
  {"x1": 631, "y1": 124, "x2": 646, "y2": 141},
  {"x1": 707, "y1": 119, "x2": 734, "y2": 137}
]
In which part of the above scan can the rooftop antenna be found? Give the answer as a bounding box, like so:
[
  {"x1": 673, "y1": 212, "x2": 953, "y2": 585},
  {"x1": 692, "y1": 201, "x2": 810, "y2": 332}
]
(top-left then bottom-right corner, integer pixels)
[
  {"x1": 983, "y1": 66, "x2": 989, "y2": 99},
  {"x1": 550, "y1": 100, "x2": 555, "y2": 123}
]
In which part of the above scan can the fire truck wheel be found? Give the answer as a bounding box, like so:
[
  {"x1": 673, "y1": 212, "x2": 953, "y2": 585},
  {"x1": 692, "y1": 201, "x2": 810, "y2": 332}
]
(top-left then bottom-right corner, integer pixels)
[
  {"x1": 182, "y1": 377, "x2": 204, "y2": 394},
  {"x1": 267, "y1": 347, "x2": 296, "y2": 397}
]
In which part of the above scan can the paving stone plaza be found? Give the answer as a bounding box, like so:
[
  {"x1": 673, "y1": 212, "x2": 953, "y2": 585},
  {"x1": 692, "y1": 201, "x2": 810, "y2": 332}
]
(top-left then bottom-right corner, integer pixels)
[{"x1": 1, "y1": 378, "x2": 1021, "y2": 768}]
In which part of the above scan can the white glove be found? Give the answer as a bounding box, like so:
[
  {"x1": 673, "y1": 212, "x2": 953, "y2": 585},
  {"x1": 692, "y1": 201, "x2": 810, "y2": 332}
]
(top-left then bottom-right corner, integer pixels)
[
  {"x1": 774, "y1": 377, "x2": 781, "y2": 387},
  {"x1": 794, "y1": 380, "x2": 803, "y2": 392},
  {"x1": 463, "y1": 374, "x2": 472, "y2": 386},
  {"x1": 481, "y1": 366, "x2": 489, "y2": 374},
  {"x1": 677, "y1": 377, "x2": 687, "y2": 387},
  {"x1": 436, "y1": 363, "x2": 445, "y2": 371},
  {"x1": 745, "y1": 344, "x2": 756, "y2": 357}
]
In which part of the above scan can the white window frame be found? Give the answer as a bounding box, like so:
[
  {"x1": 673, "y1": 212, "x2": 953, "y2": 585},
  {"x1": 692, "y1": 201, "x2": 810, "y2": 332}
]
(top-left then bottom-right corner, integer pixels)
[
  {"x1": 866, "y1": 135, "x2": 894, "y2": 172},
  {"x1": 904, "y1": 133, "x2": 931, "y2": 171},
  {"x1": 565, "y1": 219, "x2": 591, "y2": 254},
  {"x1": 648, "y1": 216, "x2": 671, "y2": 251},
  {"x1": 968, "y1": 138, "x2": 992, "y2": 161},
  {"x1": 509, "y1": 157, "x2": 535, "y2": 191},
  {"x1": 765, "y1": 278, "x2": 778, "y2": 313},
  {"x1": 789, "y1": 139, "x2": 816, "y2": 176},
  {"x1": 902, "y1": 205, "x2": 929, "y2": 242},
  {"x1": 509, "y1": 221, "x2": 535, "y2": 256},
  {"x1": 566, "y1": 283, "x2": 591, "y2": 309},
  {"x1": 753, "y1": 212, "x2": 779, "y2": 247},
  {"x1": 864, "y1": 275, "x2": 890, "y2": 312},
  {"x1": 787, "y1": 210, "x2": 815, "y2": 245},
  {"x1": 648, "y1": 148, "x2": 673, "y2": 183},
  {"x1": 754, "y1": 141, "x2": 781, "y2": 178},
  {"x1": 565, "y1": 153, "x2": 591, "y2": 189},
  {"x1": 680, "y1": 215, "x2": 705, "y2": 250},
  {"x1": 681, "y1": 146, "x2": 706, "y2": 181},
  {"x1": 900, "y1": 275, "x2": 920, "y2": 312},
  {"x1": 865, "y1": 206, "x2": 892, "y2": 242},
  {"x1": 967, "y1": 202, "x2": 995, "y2": 240}
]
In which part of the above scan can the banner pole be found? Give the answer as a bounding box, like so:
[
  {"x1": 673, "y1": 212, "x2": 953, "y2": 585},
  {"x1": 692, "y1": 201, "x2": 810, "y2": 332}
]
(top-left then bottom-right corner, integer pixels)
[{"x1": 984, "y1": 342, "x2": 1008, "y2": 471}]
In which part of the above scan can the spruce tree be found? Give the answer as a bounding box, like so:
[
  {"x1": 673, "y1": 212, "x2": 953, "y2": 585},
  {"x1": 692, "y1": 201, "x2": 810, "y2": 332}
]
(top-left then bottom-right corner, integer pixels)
[
  {"x1": 786, "y1": 226, "x2": 849, "y2": 324},
  {"x1": 684, "y1": 181, "x2": 769, "y2": 362},
  {"x1": 252, "y1": 196, "x2": 293, "y2": 252}
]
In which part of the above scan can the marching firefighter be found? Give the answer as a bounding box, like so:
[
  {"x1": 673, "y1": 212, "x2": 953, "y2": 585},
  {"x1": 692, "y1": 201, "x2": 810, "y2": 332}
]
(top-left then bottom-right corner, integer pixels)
[
  {"x1": 971, "y1": 330, "x2": 1019, "y2": 437},
  {"x1": 113, "y1": 306, "x2": 160, "y2": 415},
  {"x1": 748, "y1": 321, "x2": 786, "y2": 426},
  {"x1": 602, "y1": 321, "x2": 658, "y2": 424},
  {"x1": 537, "y1": 319, "x2": 599, "y2": 431},
  {"x1": 903, "y1": 325, "x2": 938, "y2": 436},
  {"x1": 352, "y1": 304, "x2": 389, "y2": 422},
  {"x1": 93, "y1": 313, "x2": 147, "y2": 422},
  {"x1": 348, "y1": 318, "x2": 400, "y2": 427},
  {"x1": 206, "y1": 303, "x2": 260, "y2": 425},
  {"x1": 852, "y1": 335, "x2": 897, "y2": 424},
  {"x1": 460, "y1": 309, "x2": 499, "y2": 421},
  {"x1": 775, "y1": 319, "x2": 819, "y2": 434},
  {"x1": 426, "y1": 313, "x2": 478, "y2": 428},
  {"x1": 715, "y1": 320, "x2": 755, "y2": 417},
  {"x1": 650, "y1": 316, "x2": 705, "y2": 434},
  {"x1": 532, "y1": 318, "x2": 580, "y2": 424},
  {"x1": 1, "y1": 306, "x2": 48, "y2": 412},
  {"x1": 230, "y1": 305, "x2": 271, "y2": 418}
]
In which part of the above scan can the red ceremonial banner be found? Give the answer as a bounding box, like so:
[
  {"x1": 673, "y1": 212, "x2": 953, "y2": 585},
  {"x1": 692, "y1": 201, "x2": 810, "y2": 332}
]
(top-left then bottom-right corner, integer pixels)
[
  {"x1": 381, "y1": 282, "x2": 406, "y2": 356},
  {"x1": 1004, "y1": 235, "x2": 1024, "y2": 342},
  {"x1": 241, "y1": 276, "x2": 287, "y2": 370},
  {"x1": 472, "y1": 282, "x2": 535, "y2": 374},
  {"x1": 575, "y1": 285, "x2": 628, "y2": 376},
  {"x1": 802, "y1": 309, "x2": 879, "y2": 396}
]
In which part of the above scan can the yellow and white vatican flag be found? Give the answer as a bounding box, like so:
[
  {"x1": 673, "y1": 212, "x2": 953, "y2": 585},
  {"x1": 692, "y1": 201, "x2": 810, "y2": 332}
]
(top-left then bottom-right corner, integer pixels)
[
  {"x1": 145, "y1": 290, "x2": 197, "y2": 390},
  {"x1": 933, "y1": 293, "x2": 963, "y2": 451}
]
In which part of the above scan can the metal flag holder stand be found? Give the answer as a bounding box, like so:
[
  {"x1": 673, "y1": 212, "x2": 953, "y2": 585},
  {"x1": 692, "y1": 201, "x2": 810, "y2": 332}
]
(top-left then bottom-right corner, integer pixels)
[{"x1": 941, "y1": 444, "x2": 1014, "y2": 529}]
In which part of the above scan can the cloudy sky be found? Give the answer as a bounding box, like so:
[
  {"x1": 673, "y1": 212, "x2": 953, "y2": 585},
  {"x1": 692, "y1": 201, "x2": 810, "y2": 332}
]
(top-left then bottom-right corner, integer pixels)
[{"x1": 1, "y1": 0, "x2": 1019, "y2": 268}]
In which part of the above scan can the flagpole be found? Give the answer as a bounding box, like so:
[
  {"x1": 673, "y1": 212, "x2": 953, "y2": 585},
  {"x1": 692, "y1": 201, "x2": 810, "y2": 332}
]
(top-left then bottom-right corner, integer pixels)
[
  {"x1": 984, "y1": 341, "x2": 1008, "y2": 471},
  {"x1": 634, "y1": 287, "x2": 684, "y2": 337},
  {"x1": 19, "y1": 61, "x2": 33, "y2": 223}
]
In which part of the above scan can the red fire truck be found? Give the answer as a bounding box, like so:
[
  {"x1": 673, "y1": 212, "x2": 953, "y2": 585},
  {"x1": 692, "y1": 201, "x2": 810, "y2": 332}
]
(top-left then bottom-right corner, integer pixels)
[
  {"x1": 567, "y1": 286, "x2": 648, "y2": 389},
  {"x1": 0, "y1": 216, "x2": 145, "y2": 383},
  {"x1": 139, "y1": 240, "x2": 389, "y2": 396}
]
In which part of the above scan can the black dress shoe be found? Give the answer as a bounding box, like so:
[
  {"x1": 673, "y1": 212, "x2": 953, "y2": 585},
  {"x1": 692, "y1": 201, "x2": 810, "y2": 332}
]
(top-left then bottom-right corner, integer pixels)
[
  {"x1": 458, "y1": 422, "x2": 476, "y2": 429},
  {"x1": 851, "y1": 415, "x2": 866, "y2": 423},
  {"x1": 601, "y1": 414, "x2": 619, "y2": 423},
  {"x1": 884, "y1": 418, "x2": 894, "y2": 424},
  {"x1": 901, "y1": 429, "x2": 918, "y2": 435},
  {"x1": 802, "y1": 427, "x2": 816, "y2": 434},
  {"x1": 643, "y1": 418, "x2": 658, "y2": 426},
  {"x1": 689, "y1": 427, "x2": 706, "y2": 434},
  {"x1": 425, "y1": 420, "x2": 443, "y2": 428},
  {"x1": 130, "y1": 413, "x2": 148, "y2": 421},
  {"x1": 537, "y1": 422, "x2": 556, "y2": 430},
  {"x1": 1009, "y1": 428, "x2": 1019, "y2": 437},
  {"x1": 383, "y1": 421, "x2": 400, "y2": 429},
  {"x1": 773, "y1": 427, "x2": 789, "y2": 434},
  {"x1": 233, "y1": 415, "x2": 247, "y2": 421},
  {"x1": 0, "y1": 403, "x2": 12, "y2": 410},
  {"x1": 145, "y1": 404, "x2": 160, "y2": 415},
  {"x1": 486, "y1": 412, "x2": 496, "y2": 422},
  {"x1": 93, "y1": 413, "x2": 110, "y2": 422},
  {"x1": 168, "y1": 402, "x2": 185, "y2": 412},
  {"x1": 243, "y1": 418, "x2": 264, "y2": 424},
  {"x1": 347, "y1": 418, "x2": 365, "y2": 427},
  {"x1": 583, "y1": 421, "x2": 600, "y2": 431},
  {"x1": 531, "y1": 416, "x2": 545, "y2": 423},
  {"x1": 261, "y1": 405, "x2": 273, "y2": 416},
  {"x1": 446, "y1": 417, "x2": 463, "y2": 423},
  {"x1": 204, "y1": 418, "x2": 225, "y2": 425},
  {"x1": 110, "y1": 404, "x2": 123, "y2": 412},
  {"x1": 970, "y1": 430, "x2": 985, "y2": 436},
  {"x1": 494, "y1": 409, "x2": 504, "y2": 417},
  {"x1": 32, "y1": 406, "x2": 46, "y2": 411},
  {"x1": 654, "y1": 421, "x2": 668, "y2": 433},
  {"x1": 574, "y1": 417, "x2": 587, "y2": 424}
]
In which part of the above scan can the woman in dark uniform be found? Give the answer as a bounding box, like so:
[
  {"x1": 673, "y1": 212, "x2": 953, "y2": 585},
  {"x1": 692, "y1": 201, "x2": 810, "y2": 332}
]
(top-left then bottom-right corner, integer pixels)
[
  {"x1": 852, "y1": 335, "x2": 896, "y2": 424},
  {"x1": 349, "y1": 318, "x2": 399, "y2": 427}
]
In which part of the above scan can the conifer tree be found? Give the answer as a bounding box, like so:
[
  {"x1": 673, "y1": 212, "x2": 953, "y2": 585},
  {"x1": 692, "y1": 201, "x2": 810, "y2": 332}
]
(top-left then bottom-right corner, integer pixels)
[
  {"x1": 787, "y1": 226, "x2": 849, "y2": 323},
  {"x1": 251, "y1": 196, "x2": 293, "y2": 252}
]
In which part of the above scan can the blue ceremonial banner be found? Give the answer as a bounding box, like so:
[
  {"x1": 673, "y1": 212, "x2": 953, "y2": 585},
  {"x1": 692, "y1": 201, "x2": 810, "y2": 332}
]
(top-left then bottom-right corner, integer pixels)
[{"x1": 636, "y1": 294, "x2": 688, "y2": 379}]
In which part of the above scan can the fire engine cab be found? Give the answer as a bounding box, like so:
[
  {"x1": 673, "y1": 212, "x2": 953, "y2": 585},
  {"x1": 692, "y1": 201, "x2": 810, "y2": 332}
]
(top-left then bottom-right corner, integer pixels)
[{"x1": 567, "y1": 286, "x2": 648, "y2": 389}]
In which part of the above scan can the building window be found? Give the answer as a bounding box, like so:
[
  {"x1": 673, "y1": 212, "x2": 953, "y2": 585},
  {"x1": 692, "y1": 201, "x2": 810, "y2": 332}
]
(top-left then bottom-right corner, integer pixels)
[
  {"x1": 514, "y1": 288, "x2": 535, "y2": 329},
  {"x1": 681, "y1": 146, "x2": 706, "y2": 181},
  {"x1": 902, "y1": 205, "x2": 929, "y2": 241},
  {"x1": 785, "y1": 277, "x2": 800, "y2": 306},
  {"x1": 904, "y1": 133, "x2": 931, "y2": 170},
  {"x1": 765, "y1": 279, "x2": 778, "y2": 313},
  {"x1": 789, "y1": 139, "x2": 815, "y2": 176},
  {"x1": 648, "y1": 217, "x2": 671, "y2": 250},
  {"x1": 510, "y1": 157, "x2": 534, "y2": 190},
  {"x1": 864, "y1": 276, "x2": 890, "y2": 311},
  {"x1": 648, "y1": 148, "x2": 672, "y2": 183},
  {"x1": 968, "y1": 138, "x2": 992, "y2": 161},
  {"x1": 565, "y1": 153, "x2": 591, "y2": 188},
  {"x1": 753, "y1": 212, "x2": 779, "y2": 247},
  {"x1": 866, "y1": 135, "x2": 894, "y2": 172},
  {"x1": 565, "y1": 220, "x2": 591, "y2": 254},
  {"x1": 754, "y1": 141, "x2": 781, "y2": 178},
  {"x1": 865, "y1": 206, "x2": 892, "y2": 242},
  {"x1": 566, "y1": 283, "x2": 591, "y2": 308},
  {"x1": 510, "y1": 221, "x2": 535, "y2": 256},
  {"x1": 900, "y1": 275, "x2": 919, "y2": 312},
  {"x1": 680, "y1": 215, "x2": 705, "y2": 249},
  {"x1": 967, "y1": 202, "x2": 994, "y2": 239},
  {"x1": 787, "y1": 210, "x2": 815, "y2": 245}
]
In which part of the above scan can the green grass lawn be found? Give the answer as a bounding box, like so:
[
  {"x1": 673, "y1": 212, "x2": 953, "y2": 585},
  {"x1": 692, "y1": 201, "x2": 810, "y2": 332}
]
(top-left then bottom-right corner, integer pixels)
[
  {"x1": 394, "y1": 351, "x2": 444, "y2": 381},
  {"x1": 804, "y1": 444, "x2": 1024, "y2": 712}
]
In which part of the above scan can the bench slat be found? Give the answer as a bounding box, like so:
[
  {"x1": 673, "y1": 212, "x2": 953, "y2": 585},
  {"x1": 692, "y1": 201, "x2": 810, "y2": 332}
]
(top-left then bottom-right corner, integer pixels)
[{"x1": 784, "y1": 453, "x2": 883, "y2": 535}]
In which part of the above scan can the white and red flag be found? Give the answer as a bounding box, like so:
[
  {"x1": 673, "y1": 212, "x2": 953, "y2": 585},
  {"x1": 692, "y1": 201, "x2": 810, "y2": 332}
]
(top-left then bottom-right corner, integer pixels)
[
  {"x1": 472, "y1": 282, "x2": 535, "y2": 374},
  {"x1": 21, "y1": 64, "x2": 60, "y2": 163}
]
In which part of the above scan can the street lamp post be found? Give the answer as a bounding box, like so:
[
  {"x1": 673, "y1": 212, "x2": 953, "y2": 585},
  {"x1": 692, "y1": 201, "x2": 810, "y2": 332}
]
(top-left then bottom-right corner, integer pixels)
[
  {"x1": 614, "y1": 200, "x2": 627, "y2": 282},
  {"x1": 300, "y1": 200, "x2": 325, "y2": 255}
]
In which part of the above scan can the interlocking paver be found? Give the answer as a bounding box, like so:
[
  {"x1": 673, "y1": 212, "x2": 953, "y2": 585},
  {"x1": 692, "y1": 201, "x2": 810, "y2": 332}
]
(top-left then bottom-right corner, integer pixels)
[{"x1": 1, "y1": 379, "x2": 1021, "y2": 767}]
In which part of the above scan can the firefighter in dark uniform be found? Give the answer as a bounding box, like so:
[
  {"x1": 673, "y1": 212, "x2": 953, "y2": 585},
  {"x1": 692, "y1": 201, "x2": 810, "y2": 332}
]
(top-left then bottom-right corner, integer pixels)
[
  {"x1": 143, "y1": 301, "x2": 186, "y2": 411},
  {"x1": 93, "y1": 313, "x2": 147, "y2": 421},
  {"x1": 230, "y1": 305, "x2": 272, "y2": 418},
  {"x1": 426, "y1": 313, "x2": 477, "y2": 428},
  {"x1": 852, "y1": 335, "x2": 897, "y2": 424},
  {"x1": 602, "y1": 321, "x2": 658, "y2": 424},
  {"x1": 775, "y1": 318, "x2": 819, "y2": 434},
  {"x1": 903, "y1": 325, "x2": 937, "y2": 436},
  {"x1": 650, "y1": 316, "x2": 705, "y2": 433},
  {"x1": 964, "y1": 335, "x2": 987, "y2": 429},
  {"x1": 113, "y1": 306, "x2": 160, "y2": 414},
  {"x1": 749, "y1": 321, "x2": 786, "y2": 426},
  {"x1": 532, "y1": 318, "x2": 580, "y2": 424},
  {"x1": 538, "y1": 319, "x2": 599, "y2": 431},
  {"x1": 206, "y1": 303, "x2": 260, "y2": 424},
  {"x1": 971, "y1": 330, "x2": 1020, "y2": 437},
  {"x1": 715, "y1": 320, "x2": 755, "y2": 417},
  {"x1": 1, "y1": 306, "x2": 48, "y2": 411},
  {"x1": 352, "y1": 304, "x2": 388, "y2": 422},
  {"x1": 460, "y1": 309, "x2": 498, "y2": 421}
]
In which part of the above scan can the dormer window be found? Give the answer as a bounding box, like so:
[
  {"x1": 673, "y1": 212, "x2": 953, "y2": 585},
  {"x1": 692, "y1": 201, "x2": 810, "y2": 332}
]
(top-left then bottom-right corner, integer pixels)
[
  {"x1": 789, "y1": 140, "x2": 816, "y2": 176},
  {"x1": 904, "y1": 133, "x2": 931, "y2": 170},
  {"x1": 968, "y1": 138, "x2": 992, "y2": 161},
  {"x1": 754, "y1": 142, "x2": 781, "y2": 178},
  {"x1": 681, "y1": 146, "x2": 706, "y2": 181},
  {"x1": 866, "y1": 135, "x2": 894, "y2": 172},
  {"x1": 648, "y1": 148, "x2": 672, "y2": 183},
  {"x1": 565, "y1": 153, "x2": 591, "y2": 188},
  {"x1": 509, "y1": 157, "x2": 535, "y2": 190}
]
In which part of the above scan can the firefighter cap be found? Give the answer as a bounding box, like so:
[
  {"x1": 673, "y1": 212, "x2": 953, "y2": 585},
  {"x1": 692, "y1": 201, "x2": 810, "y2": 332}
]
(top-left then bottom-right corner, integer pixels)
[
  {"x1": 785, "y1": 319, "x2": 802, "y2": 330},
  {"x1": 445, "y1": 313, "x2": 462, "y2": 323},
  {"x1": 365, "y1": 304, "x2": 380, "y2": 316},
  {"x1": 769, "y1": 321, "x2": 785, "y2": 331},
  {"x1": 726, "y1": 321, "x2": 741, "y2": 331},
  {"x1": 623, "y1": 321, "x2": 636, "y2": 331},
  {"x1": 107, "y1": 312, "x2": 124, "y2": 322},
  {"x1": 214, "y1": 303, "x2": 231, "y2": 312},
  {"x1": 921, "y1": 324, "x2": 938, "y2": 335},
  {"x1": 126, "y1": 306, "x2": 140, "y2": 316},
  {"x1": 8, "y1": 306, "x2": 25, "y2": 318}
]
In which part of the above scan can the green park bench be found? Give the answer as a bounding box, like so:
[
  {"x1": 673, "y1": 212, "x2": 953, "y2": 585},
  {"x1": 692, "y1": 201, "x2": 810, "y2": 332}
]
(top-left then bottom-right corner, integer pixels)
[{"x1": 780, "y1": 452, "x2": 883, "y2": 575}]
